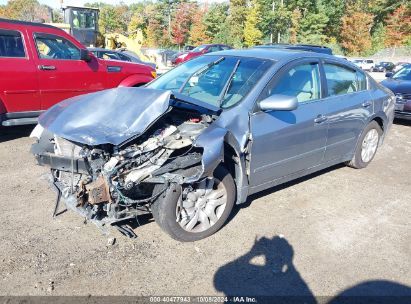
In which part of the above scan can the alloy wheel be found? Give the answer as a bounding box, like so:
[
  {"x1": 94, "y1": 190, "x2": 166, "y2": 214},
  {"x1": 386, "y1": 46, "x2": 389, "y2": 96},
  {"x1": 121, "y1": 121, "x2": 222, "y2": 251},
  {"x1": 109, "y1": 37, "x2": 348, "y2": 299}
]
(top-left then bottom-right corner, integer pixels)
[
  {"x1": 361, "y1": 128, "x2": 379, "y2": 163},
  {"x1": 176, "y1": 178, "x2": 228, "y2": 233}
]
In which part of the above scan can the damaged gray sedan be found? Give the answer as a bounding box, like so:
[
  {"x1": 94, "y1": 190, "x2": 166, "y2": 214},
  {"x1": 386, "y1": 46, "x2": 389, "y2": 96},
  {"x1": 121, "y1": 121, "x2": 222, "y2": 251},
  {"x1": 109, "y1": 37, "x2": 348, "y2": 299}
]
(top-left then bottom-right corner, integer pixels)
[{"x1": 31, "y1": 49, "x2": 395, "y2": 241}]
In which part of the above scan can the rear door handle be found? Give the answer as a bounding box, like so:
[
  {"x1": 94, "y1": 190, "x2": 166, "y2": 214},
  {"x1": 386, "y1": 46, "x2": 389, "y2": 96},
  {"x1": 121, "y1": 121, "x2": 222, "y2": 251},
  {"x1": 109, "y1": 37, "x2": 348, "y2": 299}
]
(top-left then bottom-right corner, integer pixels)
[
  {"x1": 314, "y1": 115, "x2": 328, "y2": 124},
  {"x1": 38, "y1": 65, "x2": 56, "y2": 71},
  {"x1": 362, "y1": 101, "x2": 372, "y2": 108}
]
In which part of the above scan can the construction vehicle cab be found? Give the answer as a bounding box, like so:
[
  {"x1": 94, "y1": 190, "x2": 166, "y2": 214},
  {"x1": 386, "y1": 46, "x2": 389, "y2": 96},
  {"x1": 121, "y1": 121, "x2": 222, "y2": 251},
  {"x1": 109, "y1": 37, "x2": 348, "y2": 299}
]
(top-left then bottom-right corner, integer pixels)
[{"x1": 63, "y1": 6, "x2": 99, "y2": 47}]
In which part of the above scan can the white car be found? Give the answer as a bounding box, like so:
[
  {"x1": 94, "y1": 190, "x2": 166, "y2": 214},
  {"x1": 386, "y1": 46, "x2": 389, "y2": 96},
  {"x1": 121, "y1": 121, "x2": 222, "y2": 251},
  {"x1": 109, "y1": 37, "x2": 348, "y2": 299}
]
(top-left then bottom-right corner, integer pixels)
[{"x1": 352, "y1": 59, "x2": 375, "y2": 71}]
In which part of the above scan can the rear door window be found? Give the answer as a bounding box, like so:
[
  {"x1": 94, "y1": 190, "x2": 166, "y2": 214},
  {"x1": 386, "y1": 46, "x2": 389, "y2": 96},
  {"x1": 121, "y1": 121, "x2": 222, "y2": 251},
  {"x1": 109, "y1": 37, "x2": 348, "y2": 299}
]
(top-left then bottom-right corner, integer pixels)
[
  {"x1": 0, "y1": 29, "x2": 26, "y2": 58},
  {"x1": 324, "y1": 63, "x2": 365, "y2": 96}
]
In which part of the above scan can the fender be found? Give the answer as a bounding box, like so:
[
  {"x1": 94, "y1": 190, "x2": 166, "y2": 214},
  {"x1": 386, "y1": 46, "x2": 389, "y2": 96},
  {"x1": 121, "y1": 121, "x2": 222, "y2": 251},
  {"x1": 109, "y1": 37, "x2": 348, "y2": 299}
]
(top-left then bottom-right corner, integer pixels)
[
  {"x1": 118, "y1": 74, "x2": 154, "y2": 87},
  {"x1": 185, "y1": 126, "x2": 249, "y2": 204}
]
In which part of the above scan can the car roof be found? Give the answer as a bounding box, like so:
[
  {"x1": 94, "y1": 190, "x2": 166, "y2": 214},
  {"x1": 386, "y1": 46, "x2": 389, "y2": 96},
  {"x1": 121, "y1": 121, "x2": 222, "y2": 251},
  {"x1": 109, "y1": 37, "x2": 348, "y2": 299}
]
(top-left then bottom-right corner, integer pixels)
[
  {"x1": 204, "y1": 48, "x2": 363, "y2": 71},
  {"x1": 206, "y1": 48, "x2": 334, "y2": 62},
  {"x1": 256, "y1": 44, "x2": 333, "y2": 55},
  {"x1": 0, "y1": 18, "x2": 63, "y2": 31}
]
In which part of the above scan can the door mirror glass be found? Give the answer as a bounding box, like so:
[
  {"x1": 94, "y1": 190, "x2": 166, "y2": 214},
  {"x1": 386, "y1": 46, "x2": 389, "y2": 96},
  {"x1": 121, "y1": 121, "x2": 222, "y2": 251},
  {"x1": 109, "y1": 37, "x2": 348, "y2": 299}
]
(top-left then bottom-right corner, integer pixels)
[
  {"x1": 80, "y1": 49, "x2": 91, "y2": 62},
  {"x1": 259, "y1": 94, "x2": 298, "y2": 111},
  {"x1": 385, "y1": 72, "x2": 393, "y2": 78}
]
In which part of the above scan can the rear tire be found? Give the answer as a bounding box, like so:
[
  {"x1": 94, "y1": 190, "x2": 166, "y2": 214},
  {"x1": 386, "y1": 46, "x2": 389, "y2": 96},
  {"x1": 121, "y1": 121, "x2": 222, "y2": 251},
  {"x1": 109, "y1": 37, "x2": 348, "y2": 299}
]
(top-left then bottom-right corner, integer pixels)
[
  {"x1": 347, "y1": 121, "x2": 382, "y2": 169},
  {"x1": 151, "y1": 166, "x2": 235, "y2": 242}
]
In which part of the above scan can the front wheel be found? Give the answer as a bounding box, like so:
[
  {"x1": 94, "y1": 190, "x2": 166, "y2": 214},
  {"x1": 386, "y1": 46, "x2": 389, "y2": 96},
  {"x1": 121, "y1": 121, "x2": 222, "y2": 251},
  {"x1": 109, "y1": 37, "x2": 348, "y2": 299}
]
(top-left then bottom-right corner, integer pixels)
[
  {"x1": 347, "y1": 121, "x2": 382, "y2": 169},
  {"x1": 151, "y1": 166, "x2": 235, "y2": 242}
]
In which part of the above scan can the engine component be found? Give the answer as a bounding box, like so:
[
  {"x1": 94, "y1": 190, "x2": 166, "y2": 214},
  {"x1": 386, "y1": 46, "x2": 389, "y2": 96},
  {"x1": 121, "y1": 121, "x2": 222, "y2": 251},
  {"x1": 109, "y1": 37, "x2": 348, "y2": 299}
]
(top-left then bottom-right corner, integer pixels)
[{"x1": 85, "y1": 175, "x2": 110, "y2": 205}]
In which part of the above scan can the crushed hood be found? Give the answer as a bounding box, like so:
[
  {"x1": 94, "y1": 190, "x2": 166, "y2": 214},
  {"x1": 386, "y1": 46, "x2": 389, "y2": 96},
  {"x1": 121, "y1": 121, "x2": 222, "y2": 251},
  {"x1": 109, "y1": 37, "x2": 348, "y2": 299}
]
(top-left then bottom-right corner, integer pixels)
[{"x1": 38, "y1": 88, "x2": 172, "y2": 146}]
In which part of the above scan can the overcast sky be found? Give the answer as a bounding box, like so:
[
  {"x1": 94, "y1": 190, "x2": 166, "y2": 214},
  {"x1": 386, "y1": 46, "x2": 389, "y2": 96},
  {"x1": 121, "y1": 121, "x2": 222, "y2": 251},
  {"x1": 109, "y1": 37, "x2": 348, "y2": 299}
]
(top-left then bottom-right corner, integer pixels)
[{"x1": 0, "y1": 0, "x2": 225, "y2": 9}]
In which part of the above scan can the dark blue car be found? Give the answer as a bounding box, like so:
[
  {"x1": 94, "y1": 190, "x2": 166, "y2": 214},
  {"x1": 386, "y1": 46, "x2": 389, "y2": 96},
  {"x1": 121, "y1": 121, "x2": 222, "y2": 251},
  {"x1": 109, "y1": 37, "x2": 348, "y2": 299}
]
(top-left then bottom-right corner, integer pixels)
[{"x1": 382, "y1": 65, "x2": 411, "y2": 120}]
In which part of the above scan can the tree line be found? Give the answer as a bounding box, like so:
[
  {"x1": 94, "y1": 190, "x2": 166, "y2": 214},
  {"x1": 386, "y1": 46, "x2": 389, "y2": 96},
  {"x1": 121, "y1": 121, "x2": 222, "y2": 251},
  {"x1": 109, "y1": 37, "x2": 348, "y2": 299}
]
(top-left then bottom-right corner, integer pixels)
[{"x1": 1, "y1": 0, "x2": 410, "y2": 56}]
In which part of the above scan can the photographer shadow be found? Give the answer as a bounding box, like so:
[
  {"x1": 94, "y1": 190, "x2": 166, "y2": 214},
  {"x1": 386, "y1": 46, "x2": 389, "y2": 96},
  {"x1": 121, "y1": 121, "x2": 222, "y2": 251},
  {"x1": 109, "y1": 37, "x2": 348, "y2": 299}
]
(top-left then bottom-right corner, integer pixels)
[
  {"x1": 214, "y1": 235, "x2": 316, "y2": 303},
  {"x1": 214, "y1": 235, "x2": 411, "y2": 304}
]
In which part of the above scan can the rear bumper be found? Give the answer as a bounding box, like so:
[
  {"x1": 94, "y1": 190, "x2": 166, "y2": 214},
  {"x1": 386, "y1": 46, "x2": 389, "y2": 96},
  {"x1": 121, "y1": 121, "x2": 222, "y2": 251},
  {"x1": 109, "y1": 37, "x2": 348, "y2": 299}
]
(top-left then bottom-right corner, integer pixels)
[{"x1": 1, "y1": 111, "x2": 44, "y2": 126}]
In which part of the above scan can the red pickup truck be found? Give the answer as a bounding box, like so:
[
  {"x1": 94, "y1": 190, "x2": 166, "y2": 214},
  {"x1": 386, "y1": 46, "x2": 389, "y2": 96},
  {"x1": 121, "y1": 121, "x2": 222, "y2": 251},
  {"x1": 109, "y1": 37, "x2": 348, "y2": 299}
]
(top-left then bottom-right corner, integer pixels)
[{"x1": 0, "y1": 18, "x2": 156, "y2": 126}]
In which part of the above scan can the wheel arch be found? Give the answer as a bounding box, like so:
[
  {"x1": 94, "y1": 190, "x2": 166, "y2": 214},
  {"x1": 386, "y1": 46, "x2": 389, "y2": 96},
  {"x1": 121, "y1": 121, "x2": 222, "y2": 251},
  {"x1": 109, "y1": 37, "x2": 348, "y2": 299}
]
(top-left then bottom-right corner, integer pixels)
[{"x1": 222, "y1": 134, "x2": 249, "y2": 205}]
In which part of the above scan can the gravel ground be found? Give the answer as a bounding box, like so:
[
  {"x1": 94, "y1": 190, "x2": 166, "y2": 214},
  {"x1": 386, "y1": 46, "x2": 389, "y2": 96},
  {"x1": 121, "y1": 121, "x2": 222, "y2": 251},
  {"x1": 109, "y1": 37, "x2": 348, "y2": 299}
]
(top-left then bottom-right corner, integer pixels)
[{"x1": 0, "y1": 119, "x2": 410, "y2": 299}]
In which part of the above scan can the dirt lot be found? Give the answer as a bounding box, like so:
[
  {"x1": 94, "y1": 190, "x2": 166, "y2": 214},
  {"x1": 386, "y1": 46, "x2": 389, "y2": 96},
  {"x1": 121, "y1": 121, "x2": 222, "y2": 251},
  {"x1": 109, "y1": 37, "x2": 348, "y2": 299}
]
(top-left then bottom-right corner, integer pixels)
[{"x1": 0, "y1": 120, "x2": 410, "y2": 299}]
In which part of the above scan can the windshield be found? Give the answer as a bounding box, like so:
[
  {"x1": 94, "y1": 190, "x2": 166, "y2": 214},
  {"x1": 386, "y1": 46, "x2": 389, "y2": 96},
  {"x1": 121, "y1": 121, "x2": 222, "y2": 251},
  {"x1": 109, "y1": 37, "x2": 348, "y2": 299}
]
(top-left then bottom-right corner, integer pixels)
[
  {"x1": 147, "y1": 55, "x2": 273, "y2": 109},
  {"x1": 393, "y1": 66, "x2": 411, "y2": 80},
  {"x1": 72, "y1": 10, "x2": 97, "y2": 30}
]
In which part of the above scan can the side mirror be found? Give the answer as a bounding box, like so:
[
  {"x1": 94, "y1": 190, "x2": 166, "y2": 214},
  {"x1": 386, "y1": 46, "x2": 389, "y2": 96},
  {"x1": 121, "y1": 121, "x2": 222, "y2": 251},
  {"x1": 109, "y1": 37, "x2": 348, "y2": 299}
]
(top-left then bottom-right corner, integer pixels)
[
  {"x1": 385, "y1": 72, "x2": 393, "y2": 78},
  {"x1": 258, "y1": 94, "x2": 298, "y2": 112},
  {"x1": 80, "y1": 49, "x2": 91, "y2": 62}
]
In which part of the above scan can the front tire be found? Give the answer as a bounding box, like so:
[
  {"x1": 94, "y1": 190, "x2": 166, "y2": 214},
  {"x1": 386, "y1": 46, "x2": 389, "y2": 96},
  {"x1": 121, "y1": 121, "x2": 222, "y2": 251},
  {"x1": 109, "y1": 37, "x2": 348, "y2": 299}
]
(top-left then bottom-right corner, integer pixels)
[
  {"x1": 151, "y1": 166, "x2": 235, "y2": 242},
  {"x1": 347, "y1": 121, "x2": 382, "y2": 169}
]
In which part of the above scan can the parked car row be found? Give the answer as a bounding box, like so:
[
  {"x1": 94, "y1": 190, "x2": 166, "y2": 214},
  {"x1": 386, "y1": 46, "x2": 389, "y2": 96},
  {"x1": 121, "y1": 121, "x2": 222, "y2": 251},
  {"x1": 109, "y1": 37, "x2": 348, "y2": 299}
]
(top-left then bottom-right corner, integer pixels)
[
  {"x1": 351, "y1": 58, "x2": 410, "y2": 74},
  {"x1": 372, "y1": 61, "x2": 395, "y2": 72}
]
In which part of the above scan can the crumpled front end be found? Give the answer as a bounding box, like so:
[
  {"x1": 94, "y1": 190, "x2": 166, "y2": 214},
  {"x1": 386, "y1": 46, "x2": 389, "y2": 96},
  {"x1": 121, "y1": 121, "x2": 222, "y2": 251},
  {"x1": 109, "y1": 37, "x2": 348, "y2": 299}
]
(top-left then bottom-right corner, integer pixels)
[{"x1": 31, "y1": 93, "x2": 222, "y2": 236}]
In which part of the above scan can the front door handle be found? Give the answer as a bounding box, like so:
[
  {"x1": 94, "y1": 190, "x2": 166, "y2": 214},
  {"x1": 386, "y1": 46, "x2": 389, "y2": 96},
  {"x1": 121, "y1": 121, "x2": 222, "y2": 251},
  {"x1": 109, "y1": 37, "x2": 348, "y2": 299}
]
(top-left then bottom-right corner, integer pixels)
[
  {"x1": 38, "y1": 65, "x2": 56, "y2": 71},
  {"x1": 314, "y1": 115, "x2": 328, "y2": 124},
  {"x1": 362, "y1": 101, "x2": 372, "y2": 108}
]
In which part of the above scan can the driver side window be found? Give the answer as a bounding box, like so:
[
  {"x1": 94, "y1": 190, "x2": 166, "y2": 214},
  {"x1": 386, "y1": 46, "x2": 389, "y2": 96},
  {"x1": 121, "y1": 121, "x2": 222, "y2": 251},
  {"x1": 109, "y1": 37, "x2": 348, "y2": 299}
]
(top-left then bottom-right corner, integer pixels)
[
  {"x1": 263, "y1": 63, "x2": 321, "y2": 103},
  {"x1": 35, "y1": 35, "x2": 80, "y2": 60}
]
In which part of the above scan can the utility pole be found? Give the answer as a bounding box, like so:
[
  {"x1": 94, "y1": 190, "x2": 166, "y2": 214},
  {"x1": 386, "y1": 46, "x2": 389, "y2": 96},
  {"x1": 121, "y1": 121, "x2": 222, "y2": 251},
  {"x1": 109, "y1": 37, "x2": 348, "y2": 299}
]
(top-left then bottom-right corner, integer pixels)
[
  {"x1": 168, "y1": 0, "x2": 171, "y2": 39},
  {"x1": 277, "y1": 0, "x2": 283, "y2": 43},
  {"x1": 271, "y1": 1, "x2": 275, "y2": 44}
]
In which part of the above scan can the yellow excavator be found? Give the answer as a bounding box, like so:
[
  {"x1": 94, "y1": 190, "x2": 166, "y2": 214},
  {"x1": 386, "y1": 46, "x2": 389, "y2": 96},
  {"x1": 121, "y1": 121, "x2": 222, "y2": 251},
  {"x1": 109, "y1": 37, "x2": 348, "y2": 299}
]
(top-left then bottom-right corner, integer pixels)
[
  {"x1": 104, "y1": 30, "x2": 152, "y2": 63},
  {"x1": 48, "y1": 5, "x2": 155, "y2": 65}
]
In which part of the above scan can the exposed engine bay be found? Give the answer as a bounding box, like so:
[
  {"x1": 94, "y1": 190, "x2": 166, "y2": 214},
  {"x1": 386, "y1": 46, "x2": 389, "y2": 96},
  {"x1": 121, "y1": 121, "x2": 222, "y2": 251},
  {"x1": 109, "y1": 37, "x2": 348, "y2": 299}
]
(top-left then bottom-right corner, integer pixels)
[{"x1": 32, "y1": 107, "x2": 217, "y2": 237}]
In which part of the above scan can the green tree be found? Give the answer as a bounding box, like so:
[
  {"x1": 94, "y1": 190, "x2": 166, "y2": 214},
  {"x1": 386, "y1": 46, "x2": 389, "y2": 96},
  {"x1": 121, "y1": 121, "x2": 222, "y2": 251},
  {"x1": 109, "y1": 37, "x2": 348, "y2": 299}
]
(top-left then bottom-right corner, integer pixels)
[
  {"x1": 144, "y1": 3, "x2": 167, "y2": 47},
  {"x1": 128, "y1": 12, "x2": 145, "y2": 39},
  {"x1": 228, "y1": 0, "x2": 247, "y2": 47},
  {"x1": 371, "y1": 22, "x2": 386, "y2": 53},
  {"x1": 244, "y1": 0, "x2": 263, "y2": 47},
  {"x1": 323, "y1": 0, "x2": 345, "y2": 39},
  {"x1": 98, "y1": 5, "x2": 126, "y2": 34},
  {"x1": 203, "y1": 3, "x2": 229, "y2": 43},
  {"x1": 286, "y1": 0, "x2": 316, "y2": 15},
  {"x1": 297, "y1": 7, "x2": 329, "y2": 44},
  {"x1": 258, "y1": 0, "x2": 290, "y2": 44}
]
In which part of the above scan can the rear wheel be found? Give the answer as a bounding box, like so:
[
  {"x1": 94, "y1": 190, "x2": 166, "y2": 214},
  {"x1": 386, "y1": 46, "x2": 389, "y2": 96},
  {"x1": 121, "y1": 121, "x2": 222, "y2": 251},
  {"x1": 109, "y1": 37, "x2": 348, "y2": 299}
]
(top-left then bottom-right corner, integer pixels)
[
  {"x1": 151, "y1": 166, "x2": 235, "y2": 242},
  {"x1": 347, "y1": 121, "x2": 382, "y2": 169}
]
